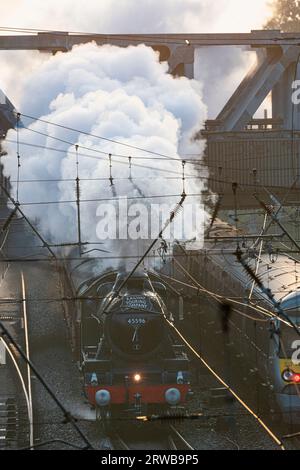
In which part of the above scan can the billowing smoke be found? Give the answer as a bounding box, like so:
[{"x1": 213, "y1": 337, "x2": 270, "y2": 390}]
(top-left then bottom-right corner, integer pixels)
[
  {"x1": 0, "y1": 0, "x2": 272, "y2": 270},
  {"x1": 195, "y1": 47, "x2": 258, "y2": 119},
  {"x1": 2, "y1": 42, "x2": 207, "y2": 269}
]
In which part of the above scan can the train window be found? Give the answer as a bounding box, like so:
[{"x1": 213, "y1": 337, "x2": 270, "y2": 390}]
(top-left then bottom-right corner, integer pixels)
[
  {"x1": 113, "y1": 273, "x2": 150, "y2": 292},
  {"x1": 152, "y1": 281, "x2": 167, "y2": 295},
  {"x1": 97, "y1": 282, "x2": 114, "y2": 298},
  {"x1": 123, "y1": 278, "x2": 145, "y2": 291}
]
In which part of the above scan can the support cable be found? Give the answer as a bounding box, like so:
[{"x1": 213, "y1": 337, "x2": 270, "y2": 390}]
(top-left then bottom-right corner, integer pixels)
[
  {"x1": 16, "y1": 112, "x2": 21, "y2": 203},
  {"x1": 181, "y1": 160, "x2": 186, "y2": 197},
  {"x1": 109, "y1": 153, "x2": 114, "y2": 186},
  {"x1": 0, "y1": 319, "x2": 93, "y2": 449},
  {"x1": 102, "y1": 193, "x2": 187, "y2": 315},
  {"x1": 248, "y1": 212, "x2": 268, "y2": 301},
  {"x1": 164, "y1": 318, "x2": 285, "y2": 450},
  {"x1": 128, "y1": 156, "x2": 132, "y2": 179},
  {"x1": 75, "y1": 144, "x2": 82, "y2": 256},
  {"x1": 236, "y1": 248, "x2": 300, "y2": 339},
  {"x1": 254, "y1": 194, "x2": 300, "y2": 253},
  {"x1": 0, "y1": 183, "x2": 56, "y2": 258}
]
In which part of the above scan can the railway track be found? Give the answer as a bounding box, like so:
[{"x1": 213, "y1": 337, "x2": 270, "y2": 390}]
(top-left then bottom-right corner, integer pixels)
[
  {"x1": 0, "y1": 263, "x2": 33, "y2": 448},
  {"x1": 103, "y1": 423, "x2": 194, "y2": 451}
]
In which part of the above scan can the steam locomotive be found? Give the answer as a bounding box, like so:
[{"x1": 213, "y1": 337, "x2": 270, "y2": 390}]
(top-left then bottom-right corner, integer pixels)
[
  {"x1": 61, "y1": 260, "x2": 192, "y2": 419},
  {"x1": 161, "y1": 219, "x2": 300, "y2": 425}
]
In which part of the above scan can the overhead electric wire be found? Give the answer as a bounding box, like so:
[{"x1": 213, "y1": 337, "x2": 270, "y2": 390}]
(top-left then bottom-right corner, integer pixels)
[
  {"x1": 156, "y1": 270, "x2": 274, "y2": 323},
  {"x1": 5, "y1": 129, "x2": 203, "y2": 176},
  {"x1": 0, "y1": 335, "x2": 32, "y2": 441},
  {"x1": 2, "y1": 146, "x2": 299, "y2": 194},
  {"x1": 2, "y1": 192, "x2": 200, "y2": 206},
  {"x1": 252, "y1": 51, "x2": 300, "y2": 229},
  {"x1": 5, "y1": 136, "x2": 300, "y2": 174},
  {"x1": 156, "y1": 265, "x2": 292, "y2": 328},
  {"x1": 0, "y1": 183, "x2": 56, "y2": 258},
  {"x1": 164, "y1": 237, "x2": 300, "y2": 329},
  {"x1": 236, "y1": 249, "x2": 300, "y2": 339},
  {"x1": 153, "y1": 251, "x2": 298, "y2": 444},
  {"x1": 164, "y1": 317, "x2": 285, "y2": 450},
  {"x1": 1, "y1": 248, "x2": 300, "y2": 262},
  {"x1": 16, "y1": 113, "x2": 21, "y2": 203},
  {"x1": 101, "y1": 193, "x2": 187, "y2": 315},
  {"x1": 16, "y1": 111, "x2": 203, "y2": 164},
  {"x1": 0, "y1": 318, "x2": 94, "y2": 449},
  {"x1": 0, "y1": 28, "x2": 298, "y2": 448},
  {"x1": 4, "y1": 133, "x2": 300, "y2": 193},
  {"x1": 10, "y1": 115, "x2": 300, "y2": 171}
]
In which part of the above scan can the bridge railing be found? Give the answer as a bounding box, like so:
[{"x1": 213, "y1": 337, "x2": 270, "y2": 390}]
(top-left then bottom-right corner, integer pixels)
[{"x1": 202, "y1": 130, "x2": 300, "y2": 208}]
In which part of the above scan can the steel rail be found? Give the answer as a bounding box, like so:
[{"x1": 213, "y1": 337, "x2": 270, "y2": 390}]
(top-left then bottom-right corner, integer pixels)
[
  {"x1": 21, "y1": 272, "x2": 34, "y2": 448},
  {"x1": 0, "y1": 336, "x2": 31, "y2": 447}
]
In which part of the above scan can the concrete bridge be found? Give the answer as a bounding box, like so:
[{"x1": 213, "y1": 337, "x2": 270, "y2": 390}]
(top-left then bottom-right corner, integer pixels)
[{"x1": 1, "y1": 30, "x2": 300, "y2": 208}]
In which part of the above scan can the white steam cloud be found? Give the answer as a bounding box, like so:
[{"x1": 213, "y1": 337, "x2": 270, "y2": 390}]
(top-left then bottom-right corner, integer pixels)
[
  {"x1": 2, "y1": 42, "x2": 207, "y2": 268},
  {"x1": 0, "y1": 0, "x2": 271, "y2": 109},
  {"x1": 0, "y1": 0, "x2": 272, "y2": 270}
]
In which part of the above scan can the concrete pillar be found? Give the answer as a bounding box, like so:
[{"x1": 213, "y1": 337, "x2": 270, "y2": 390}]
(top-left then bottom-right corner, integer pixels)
[
  {"x1": 168, "y1": 44, "x2": 195, "y2": 79},
  {"x1": 184, "y1": 62, "x2": 194, "y2": 80}
]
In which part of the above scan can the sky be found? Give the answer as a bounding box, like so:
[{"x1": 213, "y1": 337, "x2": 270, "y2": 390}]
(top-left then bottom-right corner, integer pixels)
[{"x1": 0, "y1": 0, "x2": 271, "y2": 34}]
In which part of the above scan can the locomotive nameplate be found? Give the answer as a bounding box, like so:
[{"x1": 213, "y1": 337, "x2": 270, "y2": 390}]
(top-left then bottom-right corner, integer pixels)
[{"x1": 122, "y1": 295, "x2": 153, "y2": 311}]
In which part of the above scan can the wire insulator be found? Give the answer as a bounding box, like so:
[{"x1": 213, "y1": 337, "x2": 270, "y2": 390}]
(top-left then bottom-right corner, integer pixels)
[
  {"x1": 129, "y1": 156, "x2": 132, "y2": 179},
  {"x1": 218, "y1": 166, "x2": 224, "y2": 196},
  {"x1": 75, "y1": 144, "x2": 79, "y2": 179},
  {"x1": 232, "y1": 182, "x2": 239, "y2": 224},
  {"x1": 181, "y1": 160, "x2": 186, "y2": 197},
  {"x1": 76, "y1": 178, "x2": 81, "y2": 201},
  {"x1": 109, "y1": 153, "x2": 114, "y2": 186},
  {"x1": 16, "y1": 113, "x2": 21, "y2": 203}
]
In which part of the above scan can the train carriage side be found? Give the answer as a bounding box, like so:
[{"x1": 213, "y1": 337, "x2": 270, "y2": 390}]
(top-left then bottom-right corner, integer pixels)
[{"x1": 163, "y1": 221, "x2": 300, "y2": 423}]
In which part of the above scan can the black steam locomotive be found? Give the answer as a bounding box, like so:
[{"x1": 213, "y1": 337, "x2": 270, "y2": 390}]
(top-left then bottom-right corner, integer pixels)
[{"x1": 61, "y1": 262, "x2": 192, "y2": 419}]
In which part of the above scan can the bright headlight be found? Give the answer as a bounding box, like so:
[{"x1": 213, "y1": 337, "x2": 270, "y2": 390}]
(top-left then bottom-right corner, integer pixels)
[
  {"x1": 95, "y1": 389, "x2": 111, "y2": 407},
  {"x1": 281, "y1": 369, "x2": 300, "y2": 383},
  {"x1": 165, "y1": 388, "x2": 181, "y2": 406},
  {"x1": 282, "y1": 369, "x2": 294, "y2": 382}
]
